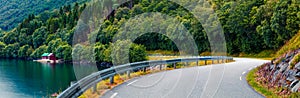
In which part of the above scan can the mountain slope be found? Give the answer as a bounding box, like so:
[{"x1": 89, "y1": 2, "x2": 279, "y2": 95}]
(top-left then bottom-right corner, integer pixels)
[{"x1": 0, "y1": 0, "x2": 89, "y2": 31}]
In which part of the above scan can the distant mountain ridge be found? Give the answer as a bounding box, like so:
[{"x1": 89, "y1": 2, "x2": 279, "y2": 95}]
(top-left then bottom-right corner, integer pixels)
[{"x1": 0, "y1": 0, "x2": 89, "y2": 31}]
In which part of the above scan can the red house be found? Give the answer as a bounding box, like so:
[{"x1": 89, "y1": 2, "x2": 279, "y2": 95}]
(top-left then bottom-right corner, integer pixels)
[{"x1": 41, "y1": 53, "x2": 56, "y2": 63}]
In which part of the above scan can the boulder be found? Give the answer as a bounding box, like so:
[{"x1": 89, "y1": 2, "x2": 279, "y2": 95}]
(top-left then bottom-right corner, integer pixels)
[
  {"x1": 295, "y1": 62, "x2": 300, "y2": 70},
  {"x1": 286, "y1": 70, "x2": 296, "y2": 83},
  {"x1": 290, "y1": 80, "x2": 299, "y2": 89},
  {"x1": 279, "y1": 63, "x2": 289, "y2": 73},
  {"x1": 295, "y1": 72, "x2": 300, "y2": 79},
  {"x1": 270, "y1": 64, "x2": 275, "y2": 70},
  {"x1": 291, "y1": 81, "x2": 300, "y2": 92}
]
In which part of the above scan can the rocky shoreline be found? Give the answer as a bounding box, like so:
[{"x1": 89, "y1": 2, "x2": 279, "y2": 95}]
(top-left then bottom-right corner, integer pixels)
[{"x1": 255, "y1": 48, "x2": 300, "y2": 96}]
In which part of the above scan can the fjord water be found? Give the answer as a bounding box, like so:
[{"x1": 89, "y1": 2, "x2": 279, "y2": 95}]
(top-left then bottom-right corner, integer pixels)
[{"x1": 0, "y1": 59, "x2": 96, "y2": 97}]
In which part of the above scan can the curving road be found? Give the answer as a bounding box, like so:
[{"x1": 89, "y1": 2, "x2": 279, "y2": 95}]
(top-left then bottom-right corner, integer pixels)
[{"x1": 101, "y1": 58, "x2": 269, "y2": 98}]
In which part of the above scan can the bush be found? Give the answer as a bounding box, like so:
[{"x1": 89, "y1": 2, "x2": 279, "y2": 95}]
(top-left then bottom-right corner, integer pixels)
[{"x1": 291, "y1": 53, "x2": 300, "y2": 68}]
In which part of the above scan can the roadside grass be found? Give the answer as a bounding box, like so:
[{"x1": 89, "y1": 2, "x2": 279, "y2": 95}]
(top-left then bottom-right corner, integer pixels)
[
  {"x1": 79, "y1": 71, "x2": 146, "y2": 98},
  {"x1": 78, "y1": 57, "x2": 234, "y2": 98},
  {"x1": 147, "y1": 50, "x2": 179, "y2": 55},
  {"x1": 236, "y1": 50, "x2": 276, "y2": 59},
  {"x1": 246, "y1": 68, "x2": 276, "y2": 97},
  {"x1": 246, "y1": 66, "x2": 299, "y2": 98},
  {"x1": 147, "y1": 50, "x2": 276, "y2": 60}
]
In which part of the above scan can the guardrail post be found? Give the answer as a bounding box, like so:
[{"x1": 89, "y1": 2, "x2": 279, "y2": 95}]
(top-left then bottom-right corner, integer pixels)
[
  {"x1": 143, "y1": 67, "x2": 146, "y2": 73},
  {"x1": 92, "y1": 84, "x2": 97, "y2": 93},
  {"x1": 173, "y1": 63, "x2": 176, "y2": 69},
  {"x1": 212, "y1": 60, "x2": 214, "y2": 64},
  {"x1": 205, "y1": 60, "x2": 207, "y2": 65},
  {"x1": 159, "y1": 64, "x2": 162, "y2": 70},
  {"x1": 196, "y1": 61, "x2": 198, "y2": 66},
  {"x1": 127, "y1": 70, "x2": 131, "y2": 78},
  {"x1": 110, "y1": 76, "x2": 114, "y2": 84}
]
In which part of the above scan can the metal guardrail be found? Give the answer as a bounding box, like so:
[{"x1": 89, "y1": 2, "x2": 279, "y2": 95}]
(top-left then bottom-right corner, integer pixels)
[{"x1": 57, "y1": 56, "x2": 233, "y2": 98}]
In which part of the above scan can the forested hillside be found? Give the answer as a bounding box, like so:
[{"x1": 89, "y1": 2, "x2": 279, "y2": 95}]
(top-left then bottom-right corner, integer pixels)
[
  {"x1": 0, "y1": 0, "x2": 299, "y2": 64},
  {"x1": 0, "y1": 0, "x2": 89, "y2": 31}
]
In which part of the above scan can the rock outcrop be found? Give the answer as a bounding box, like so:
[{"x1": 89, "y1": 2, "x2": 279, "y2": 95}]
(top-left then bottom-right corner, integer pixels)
[{"x1": 256, "y1": 49, "x2": 300, "y2": 95}]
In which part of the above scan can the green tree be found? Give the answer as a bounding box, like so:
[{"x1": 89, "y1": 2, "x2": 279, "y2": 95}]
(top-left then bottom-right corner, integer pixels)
[
  {"x1": 115, "y1": 7, "x2": 130, "y2": 20},
  {"x1": 72, "y1": 44, "x2": 84, "y2": 61},
  {"x1": 47, "y1": 38, "x2": 67, "y2": 53},
  {"x1": 32, "y1": 27, "x2": 48, "y2": 49},
  {"x1": 30, "y1": 45, "x2": 48, "y2": 59},
  {"x1": 5, "y1": 43, "x2": 20, "y2": 58},
  {"x1": 55, "y1": 44, "x2": 72, "y2": 61},
  {"x1": 0, "y1": 42, "x2": 6, "y2": 57},
  {"x1": 94, "y1": 42, "x2": 107, "y2": 62},
  {"x1": 18, "y1": 45, "x2": 33, "y2": 59},
  {"x1": 129, "y1": 44, "x2": 147, "y2": 63}
]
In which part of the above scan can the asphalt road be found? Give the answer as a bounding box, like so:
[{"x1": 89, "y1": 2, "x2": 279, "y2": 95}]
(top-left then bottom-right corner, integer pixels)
[{"x1": 101, "y1": 58, "x2": 269, "y2": 98}]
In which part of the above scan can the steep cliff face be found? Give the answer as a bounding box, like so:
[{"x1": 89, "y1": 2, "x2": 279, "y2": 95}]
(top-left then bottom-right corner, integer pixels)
[{"x1": 256, "y1": 49, "x2": 300, "y2": 95}]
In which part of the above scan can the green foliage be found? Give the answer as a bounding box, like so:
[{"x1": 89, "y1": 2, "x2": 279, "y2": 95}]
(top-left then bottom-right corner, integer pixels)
[
  {"x1": 18, "y1": 45, "x2": 33, "y2": 59},
  {"x1": 109, "y1": 40, "x2": 148, "y2": 64},
  {"x1": 0, "y1": 0, "x2": 89, "y2": 31},
  {"x1": 291, "y1": 53, "x2": 300, "y2": 68},
  {"x1": 0, "y1": 42, "x2": 6, "y2": 57},
  {"x1": 129, "y1": 44, "x2": 147, "y2": 63},
  {"x1": 238, "y1": 50, "x2": 276, "y2": 58},
  {"x1": 30, "y1": 45, "x2": 48, "y2": 59},
  {"x1": 94, "y1": 43, "x2": 107, "y2": 62},
  {"x1": 4, "y1": 43, "x2": 20, "y2": 58},
  {"x1": 47, "y1": 38, "x2": 67, "y2": 53},
  {"x1": 32, "y1": 27, "x2": 48, "y2": 49},
  {"x1": 55, "y1": 44, "x2": 72, "y2": 61},
  {"x1": 72, "y1": 44, "x2": 84, "y2": 61}
]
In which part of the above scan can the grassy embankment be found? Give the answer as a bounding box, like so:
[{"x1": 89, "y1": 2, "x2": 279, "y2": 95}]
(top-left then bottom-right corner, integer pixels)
[
  {"x1": 247, "y1": 31, "x2": 300, "y2": 97},
  {"x1": 246, "y1": 67, "x2": 281, "y2": 97},
  {"x1": 247, "y1": 66, "x2": 300, "y2": 97}
]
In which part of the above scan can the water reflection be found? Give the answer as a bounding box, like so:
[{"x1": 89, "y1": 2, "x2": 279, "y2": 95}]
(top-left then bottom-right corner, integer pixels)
[{"x1": 0, "y1": 59, "x2": 98, "y2": 97}]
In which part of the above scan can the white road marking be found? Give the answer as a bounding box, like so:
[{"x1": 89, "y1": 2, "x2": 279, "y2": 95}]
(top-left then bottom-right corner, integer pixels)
[
  {"x1": 242, "y1": 71, "x2": 246, "y2": 75},
  {"x1": 127, "y1": 80, "x2": 138, "y2": 86},
  {"x1": 148, "y1": 74, "x2": 155, "y2": 77},
  {"x1": 240, "y1": 76, "x2": 242, "y2": 81},
  {"x1": 110, "y1": 93, "x2": 118, "y2": 98}
]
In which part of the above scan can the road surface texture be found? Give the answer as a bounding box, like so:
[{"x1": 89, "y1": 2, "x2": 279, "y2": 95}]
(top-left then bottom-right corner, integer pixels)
[{"x1": 102, "y1": 58, "x2": 269, "y2": 98}]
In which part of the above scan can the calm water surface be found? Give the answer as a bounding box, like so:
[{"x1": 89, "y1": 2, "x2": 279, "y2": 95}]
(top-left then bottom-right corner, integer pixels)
[{"x1": 0, "y1": 59, "x2": 97, "y2": 98}]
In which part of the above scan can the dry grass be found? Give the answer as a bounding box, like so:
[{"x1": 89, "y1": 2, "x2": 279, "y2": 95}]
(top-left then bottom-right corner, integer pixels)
[
  {"x1": 148, "y1": 56, "x2": 180, "y2": 60},
  {"x1": 276, "y1": 30, "x2": 300, "y2": 57}
]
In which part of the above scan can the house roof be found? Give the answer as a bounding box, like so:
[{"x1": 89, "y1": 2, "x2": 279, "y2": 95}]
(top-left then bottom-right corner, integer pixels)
[
  {"x1": 41, "y1": 53, "x2": 49, "y2": 56},
  {"x1": 48, "y1": 53, "x2": 54, "y2": 56},
  {"x1": 41, "y1": 53, "x2": 54, "y2": 56}
]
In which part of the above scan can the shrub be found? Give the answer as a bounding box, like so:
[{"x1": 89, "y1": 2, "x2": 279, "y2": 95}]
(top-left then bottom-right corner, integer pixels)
[{"x1": 291, "y1": 53, "x2": 300, "y2": 69}]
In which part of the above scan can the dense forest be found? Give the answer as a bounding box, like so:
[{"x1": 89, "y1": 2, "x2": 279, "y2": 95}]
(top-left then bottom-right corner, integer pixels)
[
  {"x1": 0, "y1": 0, "x2": 89, "y2": 31},
  {"x1": 0, "y1": 0, "x2": 299, "y2": 65}
]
